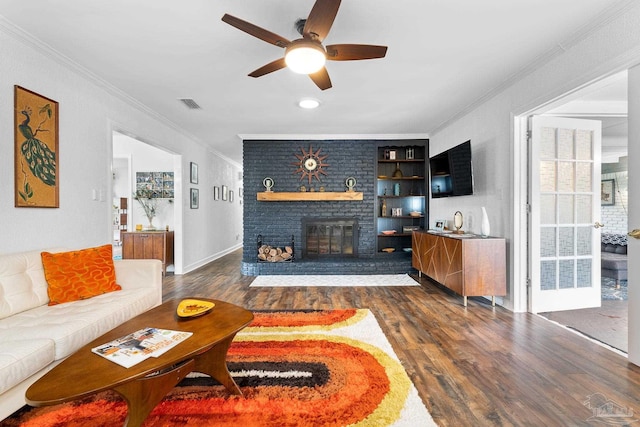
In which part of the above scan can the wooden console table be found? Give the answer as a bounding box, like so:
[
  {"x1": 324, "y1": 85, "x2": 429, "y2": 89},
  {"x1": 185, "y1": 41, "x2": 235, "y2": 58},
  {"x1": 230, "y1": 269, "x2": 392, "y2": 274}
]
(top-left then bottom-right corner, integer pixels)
[
  {"x1": 412, "y1": 230, "x2": 506, "y2": 306},
  {"x1": 122, "y1": 231, "x2": 174, "y2": 275}
]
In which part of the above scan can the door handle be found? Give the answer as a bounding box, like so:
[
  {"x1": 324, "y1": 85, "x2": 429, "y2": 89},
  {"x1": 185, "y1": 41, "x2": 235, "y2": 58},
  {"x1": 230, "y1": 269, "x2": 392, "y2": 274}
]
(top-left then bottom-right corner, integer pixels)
[
  {"x1": 594, "y1": 222, "x2": 605, "y2": 229},
  {"x1": 629, "y1": 229, "x2": 640, "y2": 239}
]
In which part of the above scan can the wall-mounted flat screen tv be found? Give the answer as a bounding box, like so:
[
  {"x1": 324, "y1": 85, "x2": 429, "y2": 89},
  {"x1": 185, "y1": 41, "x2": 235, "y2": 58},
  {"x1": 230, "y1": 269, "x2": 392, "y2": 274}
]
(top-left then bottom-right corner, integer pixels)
[{"x1": 429, "y1": 140, "x2": 474, "y2": 198}]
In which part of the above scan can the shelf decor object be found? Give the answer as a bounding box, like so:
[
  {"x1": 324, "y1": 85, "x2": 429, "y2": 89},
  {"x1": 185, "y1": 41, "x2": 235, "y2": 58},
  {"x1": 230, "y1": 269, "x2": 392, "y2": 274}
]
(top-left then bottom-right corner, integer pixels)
[
  {"x1": 392, "y1": 162, "x2": 403, "y2": 178},
  {"x1": 263, "y1": 177, "x2": 274, "y2": 192},
  {"x1": 406, "y1": 147, "x2": 414, "y2": 159},
  {"x1": 481, "y1": 206, "x2": 490, "y2": 237},
  {"x1": 345, "y1": 176, "x2": 357, "y2": 192},
  {"x1": 453, "y1": 211, "x2": 464, "y2": 234}
]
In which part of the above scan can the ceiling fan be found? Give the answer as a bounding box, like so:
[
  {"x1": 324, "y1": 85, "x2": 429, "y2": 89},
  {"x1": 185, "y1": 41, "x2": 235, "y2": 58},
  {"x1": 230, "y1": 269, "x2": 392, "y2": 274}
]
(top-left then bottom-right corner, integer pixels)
[{"x1": 221, "y1": 0, "x2": 387, "y2": 90}]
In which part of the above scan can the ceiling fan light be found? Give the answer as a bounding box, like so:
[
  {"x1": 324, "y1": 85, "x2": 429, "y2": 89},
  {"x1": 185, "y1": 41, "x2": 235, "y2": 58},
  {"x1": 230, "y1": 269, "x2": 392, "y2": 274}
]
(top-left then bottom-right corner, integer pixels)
[{"x1": 285, "y1": 41, "x2": 326, "y2": 74}]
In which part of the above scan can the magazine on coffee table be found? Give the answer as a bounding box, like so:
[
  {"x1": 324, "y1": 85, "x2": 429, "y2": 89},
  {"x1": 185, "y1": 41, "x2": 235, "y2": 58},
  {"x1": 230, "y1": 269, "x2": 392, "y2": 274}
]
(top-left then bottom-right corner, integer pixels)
[{"x1": 92, "y1": 327, "x2": 192, "y2": 368}]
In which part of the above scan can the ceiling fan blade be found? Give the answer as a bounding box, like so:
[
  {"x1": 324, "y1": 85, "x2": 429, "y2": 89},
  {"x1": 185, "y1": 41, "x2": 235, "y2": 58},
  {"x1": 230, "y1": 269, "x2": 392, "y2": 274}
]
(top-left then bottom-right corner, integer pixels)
[
  {"x1": 303, "y1": 0, "x2": 341, "y2": 42},
  {"x1": 248, "y1": 58, "x2": 287, "y2": 77},
  {"x1": 325, "y1": 44, "x2": 388, "y2": 61},
  {"x1": 222, "y1": 14, "x2": 290, "y2": 48},
  {"x1": 309, "y1": 67, "x2": 332, "y2": 90}
]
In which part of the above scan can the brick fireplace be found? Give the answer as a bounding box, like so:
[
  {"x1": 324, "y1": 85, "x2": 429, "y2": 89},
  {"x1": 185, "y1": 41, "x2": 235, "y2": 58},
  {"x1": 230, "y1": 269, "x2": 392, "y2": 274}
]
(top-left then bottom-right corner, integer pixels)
[{"x1": 240, "y1": 139, "x2": 420, "y2": 276}]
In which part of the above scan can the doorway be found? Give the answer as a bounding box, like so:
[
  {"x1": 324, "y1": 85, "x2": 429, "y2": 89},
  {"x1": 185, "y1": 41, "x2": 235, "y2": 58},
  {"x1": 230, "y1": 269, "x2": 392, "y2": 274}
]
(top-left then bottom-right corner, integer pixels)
[
  {"x1": 517, "y1": 71, "x2": 629, "y2": 351},
  {"x1": 111, "y1": 131, "x2": 183, "y2": 274}
]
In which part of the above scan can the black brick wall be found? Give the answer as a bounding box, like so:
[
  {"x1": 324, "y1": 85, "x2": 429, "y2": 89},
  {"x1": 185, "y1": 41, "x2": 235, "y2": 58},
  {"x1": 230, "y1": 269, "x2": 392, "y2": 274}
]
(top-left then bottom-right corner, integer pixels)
[{"x1": 241, "y1": 139, "x2": 425, "y2": 275}]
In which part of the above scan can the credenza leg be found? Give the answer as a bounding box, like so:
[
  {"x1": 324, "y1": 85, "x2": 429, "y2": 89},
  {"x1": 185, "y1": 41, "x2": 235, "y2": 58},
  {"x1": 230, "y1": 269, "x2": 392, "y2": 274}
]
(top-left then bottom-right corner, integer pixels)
[
  {"x1": 492, "y1": 296, "x2": 496, "y2": 306},
  {"x1": 463, "y1": 296, "x2": 467, "y2": 307}
]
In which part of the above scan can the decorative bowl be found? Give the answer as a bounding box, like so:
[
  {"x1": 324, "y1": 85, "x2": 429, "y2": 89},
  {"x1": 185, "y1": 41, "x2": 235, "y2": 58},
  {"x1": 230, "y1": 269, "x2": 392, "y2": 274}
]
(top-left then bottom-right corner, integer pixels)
[
  {"x1": 381, "y1": 230, "x2": 396, "y2": 235},
  {"x1": 409, "y1": 211, "x2": 422, "y2": 217},
  {"x1": 381, "y1": 248, "x2": 395, "y2": 253},
  {"x1": 403, "y1": 248, "x2": 412, "y2": 252},
  {"x1": 177, "y1": 299, "x2": 215, "y2": 318}
]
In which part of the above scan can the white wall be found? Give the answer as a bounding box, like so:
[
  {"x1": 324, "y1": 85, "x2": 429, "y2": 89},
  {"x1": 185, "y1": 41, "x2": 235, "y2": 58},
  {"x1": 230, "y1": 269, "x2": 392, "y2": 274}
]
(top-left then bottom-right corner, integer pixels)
[
  {"x1": 429, "y1": 2, "x2": 640, "y2": 312},
  {"x1": 0, "y1": 21, "x2": 242, "y2": 273}
]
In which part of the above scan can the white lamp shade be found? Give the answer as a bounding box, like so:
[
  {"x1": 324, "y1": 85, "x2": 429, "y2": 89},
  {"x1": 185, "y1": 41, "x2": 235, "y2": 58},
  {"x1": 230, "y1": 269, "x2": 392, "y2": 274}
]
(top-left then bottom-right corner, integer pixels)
[{"x1": 285, "y1": 41, "x2": 326, "y2": 74}]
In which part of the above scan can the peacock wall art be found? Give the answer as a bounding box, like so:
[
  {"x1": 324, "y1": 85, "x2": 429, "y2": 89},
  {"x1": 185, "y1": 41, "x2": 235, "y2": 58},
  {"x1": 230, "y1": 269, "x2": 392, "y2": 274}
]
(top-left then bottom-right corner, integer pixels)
[{"x1": 14, "y1": 86, "x2": 59, "y2": 208}]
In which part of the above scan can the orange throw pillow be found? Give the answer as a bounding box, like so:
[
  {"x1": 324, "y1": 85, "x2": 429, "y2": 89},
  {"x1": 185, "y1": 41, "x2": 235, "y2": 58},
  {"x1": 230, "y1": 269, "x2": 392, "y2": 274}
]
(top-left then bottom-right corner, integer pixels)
[{"x1": 42, "y1": 244, "x2": 121, "y2": 306}]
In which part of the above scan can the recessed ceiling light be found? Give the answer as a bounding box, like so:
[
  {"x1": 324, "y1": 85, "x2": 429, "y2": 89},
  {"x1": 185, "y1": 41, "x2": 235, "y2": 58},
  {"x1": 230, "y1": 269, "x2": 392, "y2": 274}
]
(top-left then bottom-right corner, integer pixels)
[{"x1": 298, "y1": 98, "x2": 320, "y2": 109}]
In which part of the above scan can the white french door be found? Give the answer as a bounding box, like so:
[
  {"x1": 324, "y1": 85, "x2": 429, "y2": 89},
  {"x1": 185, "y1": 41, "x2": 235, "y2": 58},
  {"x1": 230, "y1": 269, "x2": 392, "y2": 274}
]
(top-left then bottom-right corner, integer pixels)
[{"x1": 529, "y1": 116, "x2": 602, "y2": 313}]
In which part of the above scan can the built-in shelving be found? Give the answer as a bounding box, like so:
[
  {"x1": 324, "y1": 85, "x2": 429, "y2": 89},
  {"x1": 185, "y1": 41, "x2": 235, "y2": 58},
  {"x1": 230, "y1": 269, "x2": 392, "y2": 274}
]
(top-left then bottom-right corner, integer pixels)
[
  {"x1": 375, "y1": 143, "x2": 428, "y2": 256},
  {"x1": 113, "y1": 197, "x2": 128, "y2": 245}
]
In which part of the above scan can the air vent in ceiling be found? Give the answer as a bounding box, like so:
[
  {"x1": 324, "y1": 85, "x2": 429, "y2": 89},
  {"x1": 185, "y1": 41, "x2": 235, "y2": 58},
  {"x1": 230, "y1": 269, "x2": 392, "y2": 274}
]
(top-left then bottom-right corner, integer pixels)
[{"x1": 178, "y1": 98, "x2": 201, "y2": 109}]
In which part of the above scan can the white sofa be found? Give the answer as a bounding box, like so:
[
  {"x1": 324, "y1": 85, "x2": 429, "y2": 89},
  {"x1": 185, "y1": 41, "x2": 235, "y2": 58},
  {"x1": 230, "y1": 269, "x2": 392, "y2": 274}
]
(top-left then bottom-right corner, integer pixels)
[{"x1": 0, "y1": 248, "x2": 163, "y2": 420}]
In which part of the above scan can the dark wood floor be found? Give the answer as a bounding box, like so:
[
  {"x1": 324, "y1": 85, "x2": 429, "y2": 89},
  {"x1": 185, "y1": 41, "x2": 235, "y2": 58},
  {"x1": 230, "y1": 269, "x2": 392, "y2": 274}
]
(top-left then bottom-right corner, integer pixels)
[{"x1": 164, "y1": 249, "x2": 640, "y2": 426}]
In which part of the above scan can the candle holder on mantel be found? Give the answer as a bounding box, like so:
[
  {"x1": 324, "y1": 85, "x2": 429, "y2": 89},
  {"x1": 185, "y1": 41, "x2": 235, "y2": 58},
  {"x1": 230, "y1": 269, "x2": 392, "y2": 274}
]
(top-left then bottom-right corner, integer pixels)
[
  {"x1": 345, "y1": 177, "x2": 357, "y2": 192},
  {"x1": 263, "y1": 177, "x2": 274, "y2": 192}
]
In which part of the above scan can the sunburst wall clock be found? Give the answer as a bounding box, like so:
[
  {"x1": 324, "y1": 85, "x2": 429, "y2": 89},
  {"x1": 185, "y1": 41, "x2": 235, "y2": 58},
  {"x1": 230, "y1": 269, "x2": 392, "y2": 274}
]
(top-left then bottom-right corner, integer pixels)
[{"x1": 293, "y1": 145, "x2": 329, "y2": 184}]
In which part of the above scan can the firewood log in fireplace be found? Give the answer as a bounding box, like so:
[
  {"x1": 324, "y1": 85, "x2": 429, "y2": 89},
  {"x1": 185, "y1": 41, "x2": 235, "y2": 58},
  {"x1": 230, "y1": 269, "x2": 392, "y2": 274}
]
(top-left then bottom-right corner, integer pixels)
[{"x1": 258, "y1": 244, "x2": 293, "y2": 262}]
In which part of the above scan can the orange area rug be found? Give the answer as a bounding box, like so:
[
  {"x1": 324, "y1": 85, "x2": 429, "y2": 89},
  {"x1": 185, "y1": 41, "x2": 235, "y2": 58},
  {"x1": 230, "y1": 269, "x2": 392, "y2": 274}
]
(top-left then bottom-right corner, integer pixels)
[{"x1": 2, "y1": 309, "x2": 434, "y2": 426}]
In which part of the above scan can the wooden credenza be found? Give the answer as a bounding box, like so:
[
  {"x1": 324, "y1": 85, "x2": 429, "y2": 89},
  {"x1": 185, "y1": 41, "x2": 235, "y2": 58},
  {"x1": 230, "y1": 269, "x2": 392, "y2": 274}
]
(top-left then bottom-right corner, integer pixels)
[
  {"x1": 412, "y1": 230, "x2": 506, "y2": 306},
  {"x1": 122, "y1": 231, "x2": 174, "y2": 275}
]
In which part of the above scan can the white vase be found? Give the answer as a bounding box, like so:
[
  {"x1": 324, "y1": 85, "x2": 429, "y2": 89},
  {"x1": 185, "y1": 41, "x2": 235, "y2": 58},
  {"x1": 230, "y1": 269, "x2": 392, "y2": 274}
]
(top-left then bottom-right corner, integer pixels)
[{"x1": 481, "y1": 207, "x2": 490, "y2": 237}]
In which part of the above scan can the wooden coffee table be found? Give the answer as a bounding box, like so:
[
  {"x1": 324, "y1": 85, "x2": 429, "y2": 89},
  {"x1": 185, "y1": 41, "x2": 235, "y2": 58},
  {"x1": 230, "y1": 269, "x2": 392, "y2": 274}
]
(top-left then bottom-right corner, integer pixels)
[{"x1": 25, "y1": 298, "x2": 253, "y2": 427}]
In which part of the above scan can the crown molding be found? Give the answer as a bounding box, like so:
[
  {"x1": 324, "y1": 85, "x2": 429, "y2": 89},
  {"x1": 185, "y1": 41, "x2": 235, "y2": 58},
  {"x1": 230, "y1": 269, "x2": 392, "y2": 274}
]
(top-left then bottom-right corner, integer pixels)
[
  {"x1": 0, "y1": 16, "x2": 240, "y2": 168},
  {"x1": 430, "y1": 0, "x2": 637, "y2": 135}
]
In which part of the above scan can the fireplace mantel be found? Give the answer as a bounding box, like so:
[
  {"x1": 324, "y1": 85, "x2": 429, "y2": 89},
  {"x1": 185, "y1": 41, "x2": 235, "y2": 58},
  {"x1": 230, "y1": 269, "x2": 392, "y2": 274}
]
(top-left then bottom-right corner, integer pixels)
[{"x1": 257, "y1": 192, "x2": 363, "y2": 202}]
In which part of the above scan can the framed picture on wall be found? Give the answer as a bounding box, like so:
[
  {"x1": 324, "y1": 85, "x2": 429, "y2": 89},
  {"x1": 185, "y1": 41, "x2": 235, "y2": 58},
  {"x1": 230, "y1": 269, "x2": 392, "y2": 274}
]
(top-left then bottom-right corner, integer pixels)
[
  {"x1": 229, "y1": 190, "x2": 234, "y2": 203},
  {"x1": 222, "y1": 185, "x2": 228, "y2": 201},
  {"x1": 190, "y1": 188, "x2": 199, "y2": 209},
  {"x1": 190, "y1": 162, "x2": 198, "y2": 184},
  {"x1": 213, "y1": 186, "x2": 220, "y2": 201},
  {"x1": 601, "y1": 179, "x2": 615, "y2": 206},
  {"x1": 14, "y1": 86, "x2": 60, "y2": 208}
]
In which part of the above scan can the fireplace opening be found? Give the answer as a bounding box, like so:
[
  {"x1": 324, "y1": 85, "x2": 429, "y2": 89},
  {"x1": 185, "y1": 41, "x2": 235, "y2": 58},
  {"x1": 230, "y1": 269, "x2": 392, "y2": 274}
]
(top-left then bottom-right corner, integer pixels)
[{"x1": 302, "y1": 218, "x2": 359, "y2": 258}]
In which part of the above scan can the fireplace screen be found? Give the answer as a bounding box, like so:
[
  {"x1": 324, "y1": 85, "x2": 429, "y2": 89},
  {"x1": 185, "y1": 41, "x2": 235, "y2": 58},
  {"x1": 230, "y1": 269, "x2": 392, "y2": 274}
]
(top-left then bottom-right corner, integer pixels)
[{"x1": 303, "y1": 218, "x2": 359, "y2": 258}]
